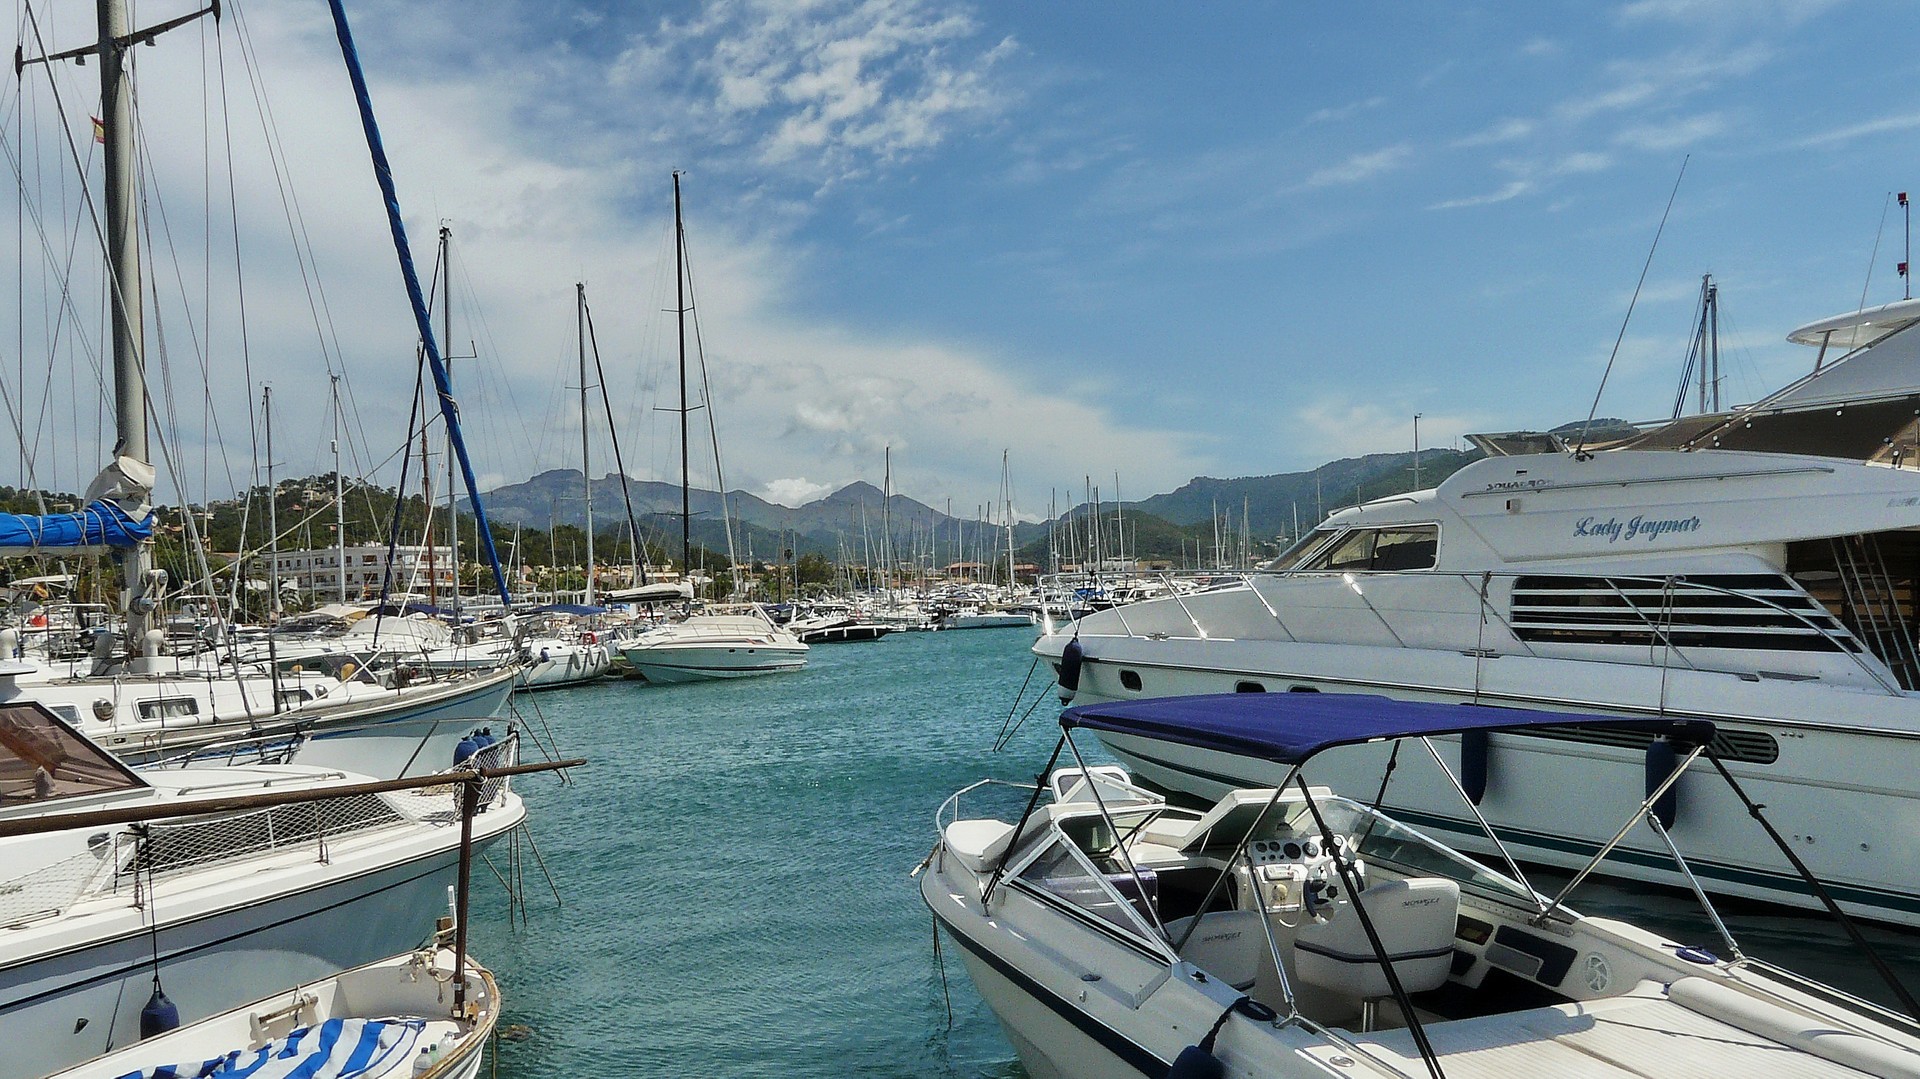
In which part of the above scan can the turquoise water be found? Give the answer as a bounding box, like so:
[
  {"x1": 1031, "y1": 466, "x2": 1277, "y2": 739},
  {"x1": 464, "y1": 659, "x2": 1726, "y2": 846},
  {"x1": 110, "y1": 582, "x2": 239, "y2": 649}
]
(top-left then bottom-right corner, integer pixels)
[
  {"x1": 470, "y1": 627, "x2": 1044, "y2": 1077},
  {"x1": 468, "y1": 627, "x2": 1920, "y2": 1076}
]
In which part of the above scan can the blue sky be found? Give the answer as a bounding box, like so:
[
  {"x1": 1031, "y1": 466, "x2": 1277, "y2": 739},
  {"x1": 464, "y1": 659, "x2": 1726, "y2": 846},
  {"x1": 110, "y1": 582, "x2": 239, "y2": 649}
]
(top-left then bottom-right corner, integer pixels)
[{"x1": 9, "y1": 0, "x2": 1920, "y2": 521}]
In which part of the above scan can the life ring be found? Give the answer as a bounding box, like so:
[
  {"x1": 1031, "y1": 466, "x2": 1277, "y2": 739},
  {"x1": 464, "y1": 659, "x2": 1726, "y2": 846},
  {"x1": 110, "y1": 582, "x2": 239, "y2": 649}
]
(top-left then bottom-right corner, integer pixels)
[{"x1": 581, "y1": 631, "x2": 597, "y2": 645}]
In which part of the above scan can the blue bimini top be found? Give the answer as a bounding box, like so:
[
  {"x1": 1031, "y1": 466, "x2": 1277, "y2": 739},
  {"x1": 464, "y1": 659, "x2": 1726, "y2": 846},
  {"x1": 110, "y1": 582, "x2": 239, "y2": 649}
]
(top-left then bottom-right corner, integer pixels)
[{"x1": 1060, "y1": 692, "x2": 1716, "y2": 767}]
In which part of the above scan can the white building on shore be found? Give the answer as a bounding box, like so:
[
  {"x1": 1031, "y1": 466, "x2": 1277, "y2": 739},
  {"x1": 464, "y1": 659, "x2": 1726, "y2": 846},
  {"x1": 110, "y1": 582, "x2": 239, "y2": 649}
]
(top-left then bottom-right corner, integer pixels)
[{"x1": 273, "y1": 545, "x2": 456, "y2": 600}]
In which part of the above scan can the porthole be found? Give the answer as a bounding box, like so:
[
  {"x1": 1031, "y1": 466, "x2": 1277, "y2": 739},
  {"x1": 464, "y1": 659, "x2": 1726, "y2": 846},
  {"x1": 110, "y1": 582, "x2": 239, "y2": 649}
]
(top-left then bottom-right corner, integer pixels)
[
  {"x1": 1119, "y1": 670, "x2": 1143, "y2": 691},
  {"x1": 1288, "y1": 685, "x2": 1321, "y2": 693},
  {"x1": 1235, "y1": 681, "x2": 1267, "y2": 693}
]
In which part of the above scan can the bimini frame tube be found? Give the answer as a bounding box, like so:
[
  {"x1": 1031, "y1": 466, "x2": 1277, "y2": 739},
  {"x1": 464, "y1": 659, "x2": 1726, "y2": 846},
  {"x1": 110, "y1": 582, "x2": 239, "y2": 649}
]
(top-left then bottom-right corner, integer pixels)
[
  {"x1": 1705, "y1": 752, "x2": 1920, "y2": 1021},
  {"x1": 1533, "y1": 742, "x2": 1705, "y2": 925}
]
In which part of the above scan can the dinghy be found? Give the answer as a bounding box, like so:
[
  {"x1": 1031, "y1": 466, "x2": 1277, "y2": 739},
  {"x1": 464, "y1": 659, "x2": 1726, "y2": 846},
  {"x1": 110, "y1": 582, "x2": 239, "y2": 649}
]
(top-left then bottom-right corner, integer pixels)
[{"x1": 45, "y1": 934, "x2": 498, "y2": 1079}]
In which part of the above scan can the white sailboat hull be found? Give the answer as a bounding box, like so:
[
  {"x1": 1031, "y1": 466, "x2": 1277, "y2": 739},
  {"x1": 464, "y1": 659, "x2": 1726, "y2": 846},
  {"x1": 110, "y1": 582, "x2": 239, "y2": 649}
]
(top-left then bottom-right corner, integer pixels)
[
  {"x1": 0, "y1": 793, "x2": 524, "y2": 1079},
  {"x1": 516, "y1": 640, "x2": 612, "y2": 689}
]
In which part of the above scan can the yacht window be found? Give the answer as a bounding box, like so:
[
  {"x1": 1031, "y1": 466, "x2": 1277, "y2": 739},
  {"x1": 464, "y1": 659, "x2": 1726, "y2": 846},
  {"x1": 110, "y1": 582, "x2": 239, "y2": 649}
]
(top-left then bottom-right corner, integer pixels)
[
  {"x1": 1120, "y1": 670, "x2": 1143, "y2": 691},
  {"x1": 1264, "y1": 528, "x2": 1342, "y2": 573},
  {"x1": 0, "y1": 702, "x2": 145, "y2": 803},
  {"x1": 1235, "y1": 681, "x2": 1267, "y2": 693},
  {"x1": 1298, "y1": 525, "x2": 1440, "y2": 573},
  {"x1": 1310, "y1": 530, "x2": 1377, "y2": 572},
  {"x1": 1372, "y1": 527, "x2": 1440, "y2": 570},
  {"x1": 137, "y1": 697, "x2": 200, "y2": 720}
]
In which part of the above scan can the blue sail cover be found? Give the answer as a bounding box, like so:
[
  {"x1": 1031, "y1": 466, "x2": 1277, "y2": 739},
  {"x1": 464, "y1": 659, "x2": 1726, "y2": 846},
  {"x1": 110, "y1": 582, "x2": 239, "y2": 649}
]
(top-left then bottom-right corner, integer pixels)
[
  {"x1": 1061, "y1": 693, "x2": 1717, "y2": 766},
  {"x1": 0, "y1": 499, "x2": 151, "y2": 552}
]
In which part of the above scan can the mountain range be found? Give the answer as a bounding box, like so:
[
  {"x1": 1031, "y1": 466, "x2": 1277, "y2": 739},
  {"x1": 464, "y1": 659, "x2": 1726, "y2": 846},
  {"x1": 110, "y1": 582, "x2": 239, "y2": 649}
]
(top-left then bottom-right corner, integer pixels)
[{"x1": 463, "y1": 445, "x2": 1488, "y2": 564}]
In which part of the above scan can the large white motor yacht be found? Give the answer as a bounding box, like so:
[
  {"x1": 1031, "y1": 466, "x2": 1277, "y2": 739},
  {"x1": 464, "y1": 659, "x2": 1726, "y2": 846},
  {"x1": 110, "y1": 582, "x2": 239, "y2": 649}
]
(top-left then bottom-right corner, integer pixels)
[{"x1": 1036, "y1": 299, "x2": 1920, "y2": 926}]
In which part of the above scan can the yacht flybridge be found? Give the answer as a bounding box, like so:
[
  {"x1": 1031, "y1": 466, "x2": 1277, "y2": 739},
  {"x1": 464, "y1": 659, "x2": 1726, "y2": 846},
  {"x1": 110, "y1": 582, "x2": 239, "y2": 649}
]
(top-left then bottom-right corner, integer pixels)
[
  {"x1": 922, "y1": 694, "x2": 1920, "y2": 1079},
  {"x1": 1036, "y1": 299, "x2": 1920, "y2": 926}
]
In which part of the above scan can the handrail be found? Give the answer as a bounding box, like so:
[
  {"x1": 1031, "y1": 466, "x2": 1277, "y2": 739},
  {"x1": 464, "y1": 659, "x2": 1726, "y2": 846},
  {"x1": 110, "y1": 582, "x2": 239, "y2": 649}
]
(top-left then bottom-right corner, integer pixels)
[{"x1": 934, "y1": 777, "x2": 1037, "y2": 838}]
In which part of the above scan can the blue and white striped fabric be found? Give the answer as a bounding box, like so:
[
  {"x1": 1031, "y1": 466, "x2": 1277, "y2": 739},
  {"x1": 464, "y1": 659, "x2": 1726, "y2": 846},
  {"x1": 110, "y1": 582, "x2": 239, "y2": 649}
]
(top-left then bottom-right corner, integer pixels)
[{"x1": 117, "y1": 1017, "x2": 426, "y2": 1079}]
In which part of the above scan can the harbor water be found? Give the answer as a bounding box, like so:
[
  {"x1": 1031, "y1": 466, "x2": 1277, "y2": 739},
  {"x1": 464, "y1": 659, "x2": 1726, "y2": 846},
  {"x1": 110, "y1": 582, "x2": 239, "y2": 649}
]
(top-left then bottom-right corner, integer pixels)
[{"x1": 468, "y1": 626, "x2": 1920, "y2": 1077}]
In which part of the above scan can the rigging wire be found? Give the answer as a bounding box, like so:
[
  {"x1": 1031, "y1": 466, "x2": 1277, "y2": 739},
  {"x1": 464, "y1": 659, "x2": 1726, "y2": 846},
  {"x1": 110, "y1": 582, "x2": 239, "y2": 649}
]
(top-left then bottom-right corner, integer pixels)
[{"x1": 1576, "y1": 156, "x2": 1688, "y2": 456}]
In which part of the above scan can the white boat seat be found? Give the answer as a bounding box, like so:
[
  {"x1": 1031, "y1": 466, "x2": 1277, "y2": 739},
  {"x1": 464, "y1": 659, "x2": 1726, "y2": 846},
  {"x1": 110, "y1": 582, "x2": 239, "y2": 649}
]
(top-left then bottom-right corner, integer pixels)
[
  {"x1": 1164, "y1": 910, "x2": 1266, "y2": 990},
  {"x1": 1295, "y1": 877, "x2": 1459, "y2": 1001},
  {"x1": 944, "y1": 819, "x2": 1016, "y2": 874}
]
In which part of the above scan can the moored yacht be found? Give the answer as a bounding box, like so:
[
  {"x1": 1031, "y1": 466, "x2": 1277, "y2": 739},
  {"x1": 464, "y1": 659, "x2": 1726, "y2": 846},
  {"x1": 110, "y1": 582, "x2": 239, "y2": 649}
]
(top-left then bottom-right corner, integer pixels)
[
  {"x1": 1036, "y1": 300, "x2": 1920, "y2": 927},
  {"x1": 923, "y1": 693, "x2": 1920, "y2": 1078},
  {"x1": 0, "y1": 699, "x2": 526, "y2": 1079},
  {"x1": 617, "y1": 607, "x2": 809, "y2": 682}
]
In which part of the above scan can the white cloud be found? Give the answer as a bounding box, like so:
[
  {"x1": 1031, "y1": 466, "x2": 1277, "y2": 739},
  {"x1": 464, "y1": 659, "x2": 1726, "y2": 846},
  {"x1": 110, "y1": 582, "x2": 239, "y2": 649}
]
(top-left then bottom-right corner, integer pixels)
[
  {"x1": 1619, "y1": 0, "x2": 1842, "y2": 24},
  {"x1": 1429, "y1": 180, "x2": 1534, "y2": 211},
  {"x1": 1614, "y1": 113, "x2": 1727, "y2": 150},
  {"x1": 1551, "y1": 152, "x2": 1613, "y2": 175},
  {"x1": 1301, "y1": 95, "x2": 1388, "y2": 127},
  {"x1": 1799, "y1": 112, "x2": 1920, "y2": 148},
  {"x1": 613, "y1": 0, "x2": 1018, "y2": 183},
  {"x1": 1299, "y1": 144, "x2": 1413, "y2": 190},
  {"x1": 1452, "y1": 118, "x2": 1534, "y2": 148},
  {"x1": 761, "y1": 477, "x2": 836, "y2": 506},
  {"x1": 1556, "y1": 45, "x2": 1770, "y2": 124}
]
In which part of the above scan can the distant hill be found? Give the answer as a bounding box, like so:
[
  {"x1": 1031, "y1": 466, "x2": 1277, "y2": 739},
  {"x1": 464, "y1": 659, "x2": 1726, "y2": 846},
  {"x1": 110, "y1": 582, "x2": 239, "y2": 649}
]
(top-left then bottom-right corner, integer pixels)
[
  {"x1": 1126, "y1": 449, "x2": 1480, "y2": 539},
  {"x1": 463, "y1": 445, "x2": 1488, "y2": 567},
  {"x1": 464, "y1": 471, "x2": 1008, "y2": 563}
]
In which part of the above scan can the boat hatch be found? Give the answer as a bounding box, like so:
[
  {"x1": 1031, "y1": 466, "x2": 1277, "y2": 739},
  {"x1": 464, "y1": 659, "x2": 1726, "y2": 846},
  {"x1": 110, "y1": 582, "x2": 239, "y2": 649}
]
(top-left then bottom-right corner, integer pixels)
[{"x1": 0, "y1": 701, "x2": 146, "y2": 804}]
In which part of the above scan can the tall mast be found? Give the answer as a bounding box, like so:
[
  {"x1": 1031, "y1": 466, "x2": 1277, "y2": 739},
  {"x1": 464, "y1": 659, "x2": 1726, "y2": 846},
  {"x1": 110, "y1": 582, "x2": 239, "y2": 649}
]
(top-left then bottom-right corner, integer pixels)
[
  {"x1": 101, "y1": 0, "x2": 150, "y2": 645},
  {"x1": 883, "y1": 447, "x2": 892, "y2": 596},
  {"x1": 674, "y1": 172, "x2": 691, "y2": 581},
  {"x1": 578, "y1": 283, "x2": 595, "y2": 606},
  {"x1": 332, "y1": 375, "x2": 346, "y2": 602},
  {"x1": 439, "y1": 225, "x2": 461, "y2": 613},
  {"x1": 263, "y1": 386, "x2": 280, "y2": 618},
  {"x1": 1707, "y1": 275, "x2": 1720, "y2": 413}
]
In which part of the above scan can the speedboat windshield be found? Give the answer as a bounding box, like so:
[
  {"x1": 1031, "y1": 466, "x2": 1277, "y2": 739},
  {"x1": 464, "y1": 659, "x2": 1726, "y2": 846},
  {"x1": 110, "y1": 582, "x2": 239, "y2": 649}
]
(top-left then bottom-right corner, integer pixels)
[{"x1": 1323, "y1": 795, "x2": 1543, "y2": 909}]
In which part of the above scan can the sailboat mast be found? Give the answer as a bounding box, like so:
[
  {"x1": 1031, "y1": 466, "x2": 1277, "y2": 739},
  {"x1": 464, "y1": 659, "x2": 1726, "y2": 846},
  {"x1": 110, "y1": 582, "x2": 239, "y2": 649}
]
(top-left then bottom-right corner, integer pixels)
[
  {"x1": 439, "y1": 225, "x2": 461, "y2": 614},
  {"x1": 674, "y1": 172, "x2": 691, "y2": 581},
  {"x1": 264, "y1": 386, "x2": 280, "y2": 618},
  {"x1": 99, "y1": 0, "x2": 152, "y2": 646},
  {"x1": 578, "y1": 282, "x2": 595, "y2": 606},
  {"x1": 332, "y1": 375, "x2": 347, "y2": 602}
]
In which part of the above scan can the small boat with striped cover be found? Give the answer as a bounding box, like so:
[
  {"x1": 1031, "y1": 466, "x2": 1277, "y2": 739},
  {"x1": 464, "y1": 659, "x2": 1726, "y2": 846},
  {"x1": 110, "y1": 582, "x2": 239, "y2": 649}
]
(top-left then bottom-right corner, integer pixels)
[{"x1": 44, "y1": 934, "x2": 499, "y2": 1079}]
